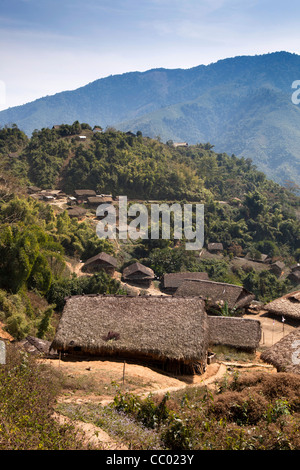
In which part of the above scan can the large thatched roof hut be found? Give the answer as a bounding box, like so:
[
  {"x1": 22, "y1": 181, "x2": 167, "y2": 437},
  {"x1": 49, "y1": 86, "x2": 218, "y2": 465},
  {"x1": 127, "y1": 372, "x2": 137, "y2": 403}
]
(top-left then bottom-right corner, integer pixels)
[
  {"x1": 163, "y1": 272, "x2": 209, "y2": 293},
  {"x1": 82, "y1": 252, "x2": 118, "y2": 275},
  {"x1": 175, "y1": 279, "x2": 255, "y2": 311},
  {"x1": 208, "y1": 316, "x2": 262, "y2": 351},
  {"x1": 122, "y1": 262, "x2": 155, "y2": 287},
  {"x1": 51, "y1": 295, "x2": 209, "y2": 374},
  {"x1": 261, "y1": 328, "x2": 300, "y2": 374},
  {"x1": 264, "y1": 291, "x2": 300, "y2": 321}
]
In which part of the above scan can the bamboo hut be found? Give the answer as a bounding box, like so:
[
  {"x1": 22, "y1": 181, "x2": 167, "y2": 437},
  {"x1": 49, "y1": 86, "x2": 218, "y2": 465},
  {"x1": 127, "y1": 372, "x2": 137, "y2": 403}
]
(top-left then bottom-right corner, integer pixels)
[
  {"x1": 163, "y1": 272, "x2": 209, "y2": 293},
  {"x1": 175, "y1": 279, "x2": 255, "y2": 311},
  {"x1": 261, "y1": 328, "x2": 300, "y2": 374},
  {"x1": 264, "y1": 291, "x2": 300, "y2": 321},
  {"x1": 208, "y1": 316, "x2": 262, "y2": 351},
  {"x1": 82, "y1": 252, "x2": 118, "y2": 275},
  {"x1": 51, "y1": 295, "x2": 209, "y2": 375},
  {"x1": 122, "y1": 262, "x2": 155, "y2": 287}
]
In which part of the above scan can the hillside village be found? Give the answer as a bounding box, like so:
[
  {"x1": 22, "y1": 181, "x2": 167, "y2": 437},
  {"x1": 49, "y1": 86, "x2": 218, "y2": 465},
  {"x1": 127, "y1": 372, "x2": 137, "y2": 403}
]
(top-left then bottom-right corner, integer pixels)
[
  {"x1": 1, "y1": 182, "x2": 298, "y2": 377},
  {"x1": 1, "y1": 124, "x2": 300, "y2": 450}
]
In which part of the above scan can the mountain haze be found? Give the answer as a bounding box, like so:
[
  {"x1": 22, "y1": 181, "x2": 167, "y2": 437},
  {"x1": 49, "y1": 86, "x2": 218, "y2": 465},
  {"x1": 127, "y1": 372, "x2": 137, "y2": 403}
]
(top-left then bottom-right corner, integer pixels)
[{"x1": 1, "y1": 51, "x2": 300, "y2": 185}]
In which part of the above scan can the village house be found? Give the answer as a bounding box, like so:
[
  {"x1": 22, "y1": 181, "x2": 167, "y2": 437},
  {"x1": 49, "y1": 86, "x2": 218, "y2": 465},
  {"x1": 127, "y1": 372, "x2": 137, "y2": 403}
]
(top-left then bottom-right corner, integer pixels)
[
  {"x1": 175, "y1": 279, "x2": 255, "y2": 312},
  {"x1": 288, "y1": 264, "x2": 300, "y2": 284},
  {"x1": 245, "y1": 252, "x2": 269, "y2": 263},
  {"x1": 173, "y1": 142, "x2": 188, "y2": 148},
  {"x1": 66, "y1": 207, "x2": 87, "y2": 219},
  {"x1": 27, "y1": 185, "x2": 42, "y2": 194},
  {"x1": 264, "y1": 291, "x2": 300, "y2": 322},
  {"x1": 74, "y1": 189, "x2": 96, "y2": 203},
  {"x1": 82, "y1": 252, "x2": 118, "y2": 275},
  {"x1": 270, "y1": 261, "x2": 285, "y2": 277},
  {"x1": 87, "y1": 196, "x2": 113, "y2": 207},
  {"x1": 50, "y1": 295, "x2": 210, "y2": 375},
  {"x1": 163, "y1": 272, "x2": 209, "y2": 294},
  {"x1": 122, "y1": 262, "x2": 155, "y2": 287},
  {"x1": 261, "y1": 328, "x2": 300, "y2": 375}
]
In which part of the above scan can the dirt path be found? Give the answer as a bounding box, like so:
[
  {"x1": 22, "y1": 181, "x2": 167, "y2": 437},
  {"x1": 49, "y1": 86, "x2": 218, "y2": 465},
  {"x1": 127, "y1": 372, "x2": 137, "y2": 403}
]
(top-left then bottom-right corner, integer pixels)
[{"x1": 49, "y1": 358, "x2": 229, "y2": 450}]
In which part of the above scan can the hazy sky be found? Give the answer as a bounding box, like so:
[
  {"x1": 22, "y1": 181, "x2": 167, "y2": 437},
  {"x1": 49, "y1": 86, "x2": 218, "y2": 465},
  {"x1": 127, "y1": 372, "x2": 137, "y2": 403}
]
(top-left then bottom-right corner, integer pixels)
[{"x1": 1, "y1": 0, "x2": 299, "y2": 109}]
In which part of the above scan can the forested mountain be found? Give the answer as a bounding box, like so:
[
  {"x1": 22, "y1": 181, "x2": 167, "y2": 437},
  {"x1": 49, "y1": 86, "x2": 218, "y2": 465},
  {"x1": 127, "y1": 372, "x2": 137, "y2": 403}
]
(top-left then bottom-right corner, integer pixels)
[{"x1": 1, "y1": 52, "x2": 300, "y2": 186}]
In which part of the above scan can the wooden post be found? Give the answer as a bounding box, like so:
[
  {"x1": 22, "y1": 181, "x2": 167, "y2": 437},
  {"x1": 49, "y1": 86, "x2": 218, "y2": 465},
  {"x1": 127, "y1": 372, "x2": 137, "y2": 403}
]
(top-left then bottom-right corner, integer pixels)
[{"x1": 123, "y1": 360, "x2": 126, "y2": 386}]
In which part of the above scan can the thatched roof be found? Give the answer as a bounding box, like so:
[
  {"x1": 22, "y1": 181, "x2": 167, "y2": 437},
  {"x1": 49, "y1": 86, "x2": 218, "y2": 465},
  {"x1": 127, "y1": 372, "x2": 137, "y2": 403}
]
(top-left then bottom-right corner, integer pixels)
[
  {"x1": 207, "y1": 243, "x2": 223, "y2": 252},
  {"x1": 163, "y1": 272, "x2": 209, "y2": 289},
  {"x1": 208, "y1": 316, "x2": 262, "y2": 351},
  {"x1": 18, "y1": 336, "x2": 56, "y2": 356},
  {"x1": 175, "y1": 280, "x2": 255, "y2": 310},
  {"x1": 264, "y1": 291, "x2": 300, "y2": 321},
  {"x1": 83, "y1": 252, "x2": 118, "y2": 268},
  {"x1": 51, "y1": 295, "x2": 209, "y2": 370},
  {"x1": 291, "y1": 264, "x2": 300, "y2": 273},
  {"x1": 74, "y1": 189, "x2": 96, "y2": 197},
  {"x1": 123, "y1": 262, "x2": 154, "y2": 280},
  {"x1": 261, "y1": 328, "x2": 300, "y2": 374},
  {"x1": 0, "y1": 322, "x2": 14, "y2": 342},
  {"x1": 87, "y1": 196, "x2": 113, "y2": 205}
]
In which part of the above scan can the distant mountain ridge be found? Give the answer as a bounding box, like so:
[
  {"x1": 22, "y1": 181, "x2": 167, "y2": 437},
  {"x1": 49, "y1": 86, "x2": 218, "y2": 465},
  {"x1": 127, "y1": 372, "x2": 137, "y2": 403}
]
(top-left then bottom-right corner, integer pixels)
[{"x1": 1, "y1": 51, "x2": 300, "y2": 186}]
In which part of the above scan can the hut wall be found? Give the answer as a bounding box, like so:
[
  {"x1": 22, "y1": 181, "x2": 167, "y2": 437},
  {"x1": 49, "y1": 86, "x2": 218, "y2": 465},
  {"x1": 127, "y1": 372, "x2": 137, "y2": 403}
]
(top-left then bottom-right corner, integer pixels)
[{"x1": 208, "y1": 316, "x2": 261, "y2": 351}]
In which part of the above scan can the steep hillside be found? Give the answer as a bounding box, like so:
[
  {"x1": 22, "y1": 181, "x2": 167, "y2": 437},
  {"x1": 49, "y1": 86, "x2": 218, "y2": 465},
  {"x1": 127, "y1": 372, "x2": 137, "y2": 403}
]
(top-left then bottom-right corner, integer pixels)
[{"x1": 1, "y1": 52, "x2": 300, "y2": 185}]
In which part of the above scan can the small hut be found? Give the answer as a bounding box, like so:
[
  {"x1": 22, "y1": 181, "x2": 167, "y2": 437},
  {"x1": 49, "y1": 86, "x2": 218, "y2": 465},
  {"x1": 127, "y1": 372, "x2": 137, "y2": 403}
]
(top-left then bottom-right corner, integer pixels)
[
  {"x1": 0, "y1": 322, "x2": 14, "y2": 342},
  {"x1": 122, "y1": 262, "x2": 155, "y2": 287},
  {"x1": 163, "y1": 272, "x2": 209, "y2": 293},
  {"x1": 87, "y1": 196, "x2": 113, "y2": 207},
  {"x1": 66, "y1": 207, "x2": 87, "y2": 219},
  {"x1": 82, "y1": 252, "x2": 117, "y2": 275},
  {"x1": 288, "y1": 271, "x2": 300, "y2": 285},
  {"x1": 51, "y1": 295, "x2": 210, "y2": 375},
  {"x1": 264, "y1": 291, "x2": 300, "y2": 321},
  {"x1": 74, "y1": 189, "x2": 96, "y2": 203},
  {"x1": 261, "y1": 328, "x2": 300, "y2": 374},
  {"x1": 270, "y1": 261, "x2": 285, "y2": 277},
  {"x1": 208, "y1": 316, "x2": 261, "y2": 351},
  {"x1": 175, "y1": 279, "x2": 255, "y2": 312}
]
